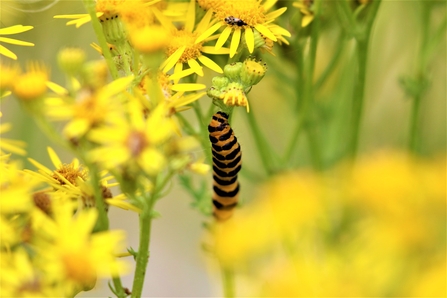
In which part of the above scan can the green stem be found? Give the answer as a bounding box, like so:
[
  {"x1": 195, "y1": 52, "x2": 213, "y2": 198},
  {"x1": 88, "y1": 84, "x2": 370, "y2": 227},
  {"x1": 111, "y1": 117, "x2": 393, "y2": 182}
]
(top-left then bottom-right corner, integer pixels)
[
  {"x1": 221, "y1": 266, "x2": 235, "y2": 298},
  {"x1": 244, "y1": 107, "x2": 274, "y2": 175},
  {"x1": 112, "y1": 276, "x2": 126, "y2": 298},
  {"x1": 88, "y1": 163, "x2": 109, "y2": 231},
  {"x1": 306, "y1": 123, "x2": 322, "y2": 170},
  {"x1": 131, "y1": 194, "x2": 155, "y2": 298},
  {"x1": 315, "y1": 32, "x2": 345, "y2": 89},
  {"x1": 408, "y1": 4, "x2": 430, "y2": 153},
  {"x1": 82, "y1": 0, "x2": 119, "y2": 80},
  {"x1": 349, "y1": 0, "x2": 381, "y2": 158},
  {"x1": 286, "y1": 0, "x2": 322, "y2": 168}
]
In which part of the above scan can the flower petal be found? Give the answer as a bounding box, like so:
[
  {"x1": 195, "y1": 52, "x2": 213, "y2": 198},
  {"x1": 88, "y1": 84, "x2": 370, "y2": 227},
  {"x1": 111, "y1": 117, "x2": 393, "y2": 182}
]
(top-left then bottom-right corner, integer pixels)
[
  {"x1": 162, "y1": 46, "x2": 186, "y2": 73},
  {"x1": 266, "y1": 7, "x2": 287, "y2": 20},
  {"x1": 171, "y1": 83, "x2": 206, "y2": 92},
  {"x1": 230, "y1": 28, "x2": 242, "y2": 58},
  {"x1": 201, "y1": 46, "x2": 230, "y2": 54},
  {"x1": 0, "y1": 25, "x2": 33, "y2": 35},
  {"x1": 0, "y1": 44, "x2": 17, "y2": 60},
  {"x1": 0, "y1": 37, "x2": 34, "y2": 46},
  {"x1": 47, "y1": 147, "x2": 63, "y2": 169},
  {"x1": 254, "y1": 24, "x2": 277, "y2": 41},
  {"x1": 244, "y1": 27, "x2": 254, "y2": 53},
  {"x1": 198, "y1": 55, "x2": 223, "y2": 73},
  {"x1": 196, "y1": 22, "x2": 222, "y2": 44},
  {"x1": 187, "y1": 59, "x2": 204, "y2": 76},
  {"x1": 216, "y1": 26, "x2": 232, "y2": 50}
]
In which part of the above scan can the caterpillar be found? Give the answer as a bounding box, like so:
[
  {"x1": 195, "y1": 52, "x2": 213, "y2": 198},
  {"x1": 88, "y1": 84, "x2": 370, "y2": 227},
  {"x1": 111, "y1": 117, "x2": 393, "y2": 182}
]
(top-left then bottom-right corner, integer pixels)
[{"x1": 208, "y1": 111, "x2": 242, "y2": 221}]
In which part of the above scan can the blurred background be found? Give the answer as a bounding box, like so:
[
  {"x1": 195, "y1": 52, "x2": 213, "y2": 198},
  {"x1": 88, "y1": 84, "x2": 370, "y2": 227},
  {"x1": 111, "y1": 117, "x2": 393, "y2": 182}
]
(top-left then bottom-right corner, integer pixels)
[{"x1": 1, "y1": 0, "x2": 445, "y2": 297}]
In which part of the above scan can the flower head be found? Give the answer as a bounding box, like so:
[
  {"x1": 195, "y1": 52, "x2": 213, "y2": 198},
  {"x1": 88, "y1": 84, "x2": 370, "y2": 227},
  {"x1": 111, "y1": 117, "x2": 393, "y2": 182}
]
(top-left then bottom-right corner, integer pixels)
[
  {"x1": 12, "y1": 62, "x2": 49, "y2": 101},
  {"x1": 157, "y1": 0, "x2": 230, "y2": 77},
  {"x1": 196, "y1": 0, "x2": 290, "y2": 57}
]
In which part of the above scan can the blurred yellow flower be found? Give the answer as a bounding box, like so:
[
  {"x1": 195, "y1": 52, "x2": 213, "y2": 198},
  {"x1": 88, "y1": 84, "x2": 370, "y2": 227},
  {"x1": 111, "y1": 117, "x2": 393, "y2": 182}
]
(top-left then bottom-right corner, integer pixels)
[
  {"x1": 12, "y1": 62, "x2": 49, "y2": 101},
  {"x1": 34, "y1": 202, "x2": 129, "y2": 296},
  {"x1": 0, "y1": 25, "x2": 34, "y2": 60},
  {"x1": 0, "y1": 116, "x2": 27, "y2": 156},
  {"x1": 213, "y1": 150, "x2": 446, "y2": 297}
]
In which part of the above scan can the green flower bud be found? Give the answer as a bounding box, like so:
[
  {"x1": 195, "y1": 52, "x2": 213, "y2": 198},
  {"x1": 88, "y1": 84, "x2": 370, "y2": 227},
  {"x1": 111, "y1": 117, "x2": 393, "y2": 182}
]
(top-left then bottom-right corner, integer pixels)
[
  {"x1": 57, "y1": 47, "x2": 86, "y2": 75},
  {"x1": 211, "y1": 76, "x2": 230, "y2": 90},
  {"x1": 223, "y1": 62, "x2": 243, "y2": 82}
]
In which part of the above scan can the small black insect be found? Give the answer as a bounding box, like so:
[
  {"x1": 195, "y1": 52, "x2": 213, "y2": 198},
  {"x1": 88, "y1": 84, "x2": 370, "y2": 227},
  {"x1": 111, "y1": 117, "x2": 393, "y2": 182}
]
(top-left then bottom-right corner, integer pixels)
[{"x1": 224, "y1": 16, "x2": 247, "y2": 26}]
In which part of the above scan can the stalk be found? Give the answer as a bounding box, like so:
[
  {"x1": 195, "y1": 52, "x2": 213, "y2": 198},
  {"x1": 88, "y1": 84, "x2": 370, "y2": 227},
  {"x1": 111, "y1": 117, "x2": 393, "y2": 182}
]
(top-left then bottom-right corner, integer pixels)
[
  {"x1": 221, "y1": 266, "x2": 235, "y2": 298},
  {"x1": 131, "y1": 194, "x2": 155, "y2": 298}
]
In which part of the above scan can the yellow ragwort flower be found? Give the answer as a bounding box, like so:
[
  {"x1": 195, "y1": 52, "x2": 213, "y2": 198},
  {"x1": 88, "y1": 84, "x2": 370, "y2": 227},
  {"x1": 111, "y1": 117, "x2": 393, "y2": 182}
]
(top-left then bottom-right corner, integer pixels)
[
  {"x1": 0, "y1": 25, "x2": 34, "y2": 60},
  {"x1": 157, "y1": 0, "x2": 230, "y2": 77},
  {"x1": 12, "y1": 62, "x2": 49, "y2": 101},
  {"x1": 35, "y1": 202, "x2": 128, "y2": 296},
  {"x1": 88, "y1": 101, "x2": 175, "y2": 177},
  {"x1": 196, "y1": 0, "x2": 290, "y2": 57},
  {"x1": 45, "y1": 75, "x2": 134, "y2": 139}
]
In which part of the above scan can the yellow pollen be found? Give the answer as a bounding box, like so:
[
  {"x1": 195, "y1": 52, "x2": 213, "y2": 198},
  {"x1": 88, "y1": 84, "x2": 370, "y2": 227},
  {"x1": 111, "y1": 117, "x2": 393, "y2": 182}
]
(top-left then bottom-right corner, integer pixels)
[
  {"x1": 213, "y1": 0, "x2": 266, "y2": 27},
  {"x1": 167, "y1": 31, "x2": 202, "y2": 63},
  {"x1": 52, "y1": 163, "x2": 87, "y2": 186}
]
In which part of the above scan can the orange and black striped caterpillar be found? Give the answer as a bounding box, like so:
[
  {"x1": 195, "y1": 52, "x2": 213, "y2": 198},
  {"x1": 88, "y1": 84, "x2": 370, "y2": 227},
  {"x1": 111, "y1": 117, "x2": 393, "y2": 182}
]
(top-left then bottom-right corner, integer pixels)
[{"x1": 208, "y1": 111, "x2": 241, "y2": 221}]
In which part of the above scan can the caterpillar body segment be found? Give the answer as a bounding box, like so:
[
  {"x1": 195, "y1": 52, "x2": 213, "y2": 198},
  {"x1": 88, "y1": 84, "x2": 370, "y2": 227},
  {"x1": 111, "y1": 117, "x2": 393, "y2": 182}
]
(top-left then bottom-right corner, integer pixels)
[{"x1": 208, "y1": 111, "x2": 241, "y2": 221}]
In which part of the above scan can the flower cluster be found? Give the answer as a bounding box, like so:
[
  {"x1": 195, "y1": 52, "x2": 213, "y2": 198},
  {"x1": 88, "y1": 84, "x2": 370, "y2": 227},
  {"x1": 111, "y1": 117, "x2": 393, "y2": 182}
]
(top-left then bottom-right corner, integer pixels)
[{"x1": 214, "y1": 151, "x2": 446, "y2": 296}]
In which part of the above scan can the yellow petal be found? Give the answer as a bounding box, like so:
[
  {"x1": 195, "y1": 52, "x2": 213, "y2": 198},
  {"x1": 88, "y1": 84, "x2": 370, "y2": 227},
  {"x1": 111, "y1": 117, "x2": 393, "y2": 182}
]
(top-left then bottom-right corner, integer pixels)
[
  {"x1": 152, "y1": 7, "x2": 176, "y2": 31},
  {"x1": 216, "y1": 26, "x2": 232, "y2": 50},
  {"x1": 106, "y1": 199, "x2": 142, "y2": 213},
  {"x1": 184, "y1": 0, "x2": 196, "y2": 33},
  {"x1": 198, "y1": 55, "x2": 223, "y2": 73},
  {"x1": 244, "y1": 27, "x2": 254, "y2": 53},
  {"x1": 187, "y1": 59, "x2": 204, "y2": 76},
  {"x1": 46, "y1": 81, "x2": 68, "y2": 95},
  {"x1": 27, "y1": 158, "x2": 53, "y2": 175},
  {"x1": 196, "y1": 9, "x2": 214, "y2": 34},
  {"x1": 170, "y1": 67, "x2": 195, "y2": 82},
  {"x1": 269, "y1": 25, "x2": 292, "y2": 37},
  {"x1": 230, "y1": 28, "x2": 242, "y2": 58},
  {"x1": 266, "y1": 7, "x2": 287, "y2": 20},
  {"x1": 262, "y1": 0, "x2": 278, "y2": 11},
  {"x1": 254, "y1": 24, "x2": 277, "y2": 41},
  {"x1": 0, "y1": 44, "x2": 17, "y2": 60},
  {"x1": 0, "y1": 25, "x2": 33, "y2": 35},
  {"x1": 47, "y1": 147, "x2": 62, "y2": 169},
  {"x1": 162, "y1": 46, "x2": 186, "y2": 73},
  {"x1": 201, "y1": 46, "x2": 230, "y2": 54},
  {"x1": 196, "y1": 22, "x2": 222, "y2": 44},
  {"x1": 0, "y1": 37, "x2": 34, "y2": 46},
  {"x1": 172, "y1": 92, "x2": 205, "y2": 107},
  {"x1": 302, "y1": 15, "x2": 314, "y2": 27},
  {"x1": 171, "y1": 83, "x2": 206, "y2": 92}
]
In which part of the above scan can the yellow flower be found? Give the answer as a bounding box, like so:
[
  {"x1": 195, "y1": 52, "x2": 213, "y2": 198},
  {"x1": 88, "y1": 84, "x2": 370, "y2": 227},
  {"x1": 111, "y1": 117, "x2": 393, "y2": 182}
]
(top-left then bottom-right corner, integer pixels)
[
  {"x1": 26, "y1": 147, "x2": 119, "y2": 211},
  {"x1": 12, "y1": 62, "x2": 49, "y2": 101},
  {"x1": 293, "y1": 0, "x2": 314, "y2": 27},
  {"x1": 0, "y1": 25, "x2": 34, "y2": 60},
  {"x1": 0, "y1": 248, "x2": 63, "y2": 297},
  {"x1": 0, "y1": 157, "x2": 39, "y2": 214},
  {"x1": 35, "y1": 202, "x2": 129, "y2": 296},
  {"x1": 196, "y1": 0, "x2": 290, "y2": 57},
  {"x1": 213, "y1": 151, "x2": 446, "y2": 296},
  {"x1": 45, "y1": 75, "x2": 134, "y2": 139},
  {"x1": 88, "y1": 101, "x2": 175, "y2": 177},
  {"x1": 157, "y1": 0, "x2": 230, "y2": 77},
  {"x1": 0, "y1": 62, "x2": 21, "y2": 93}
]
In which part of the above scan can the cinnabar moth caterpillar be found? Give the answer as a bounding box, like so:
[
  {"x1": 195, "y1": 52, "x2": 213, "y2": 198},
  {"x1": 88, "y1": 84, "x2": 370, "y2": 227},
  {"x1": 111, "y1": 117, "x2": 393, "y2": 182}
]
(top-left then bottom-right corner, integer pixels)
[{"x1": 208, "y1": 111, "x2": 241, "y2": 221}]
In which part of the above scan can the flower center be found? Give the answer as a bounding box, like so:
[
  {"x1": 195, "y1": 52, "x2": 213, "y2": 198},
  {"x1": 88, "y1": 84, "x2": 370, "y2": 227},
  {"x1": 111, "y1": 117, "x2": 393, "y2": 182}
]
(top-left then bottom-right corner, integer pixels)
[
  {"x1": 126, "y1": 130, "x2": 148, "y2": 157},
  {"x1": 167, "y1": 30, "x2": 202, "y2": 63}
]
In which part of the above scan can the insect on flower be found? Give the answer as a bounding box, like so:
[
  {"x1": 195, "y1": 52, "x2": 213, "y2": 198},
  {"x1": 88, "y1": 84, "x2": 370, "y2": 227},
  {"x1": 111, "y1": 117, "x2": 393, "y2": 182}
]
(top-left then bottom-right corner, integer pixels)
[{"x1": 224, "y1": 16, "x2": 248, "y2": 27}]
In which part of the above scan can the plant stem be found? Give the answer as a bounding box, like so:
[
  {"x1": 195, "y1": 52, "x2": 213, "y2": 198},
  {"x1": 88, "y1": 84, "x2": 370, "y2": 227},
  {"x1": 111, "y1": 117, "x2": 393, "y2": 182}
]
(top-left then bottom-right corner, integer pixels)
[
  {"x1": 244, "y1": 106, "x2": 274, "y2": 175},
  {"x1": 88, "y1": 163, "x2": 109, "y2": 231},
  {"x1": 82, "y1": 0, "x2": 119, "y2": 80},
  {"x1": 112, "y1": 276, "x2": 126, "y2": 298},
  {"x1": 408, "y1": 3, "x2": 430, "y2": 153},
  {"x1": 221, "y1": 266, "x2": 235, "y2": 298},
  {"x1": 131, "y1": 194, "x2": 155, "y2": 298},
  {"x1": 348, "y1": 0, "x2": 381, "y2": 158}
]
